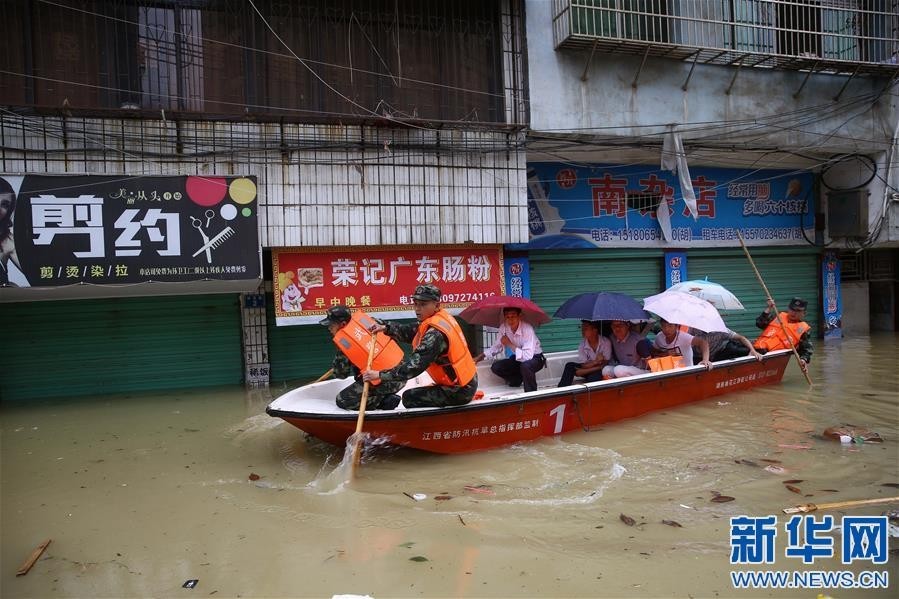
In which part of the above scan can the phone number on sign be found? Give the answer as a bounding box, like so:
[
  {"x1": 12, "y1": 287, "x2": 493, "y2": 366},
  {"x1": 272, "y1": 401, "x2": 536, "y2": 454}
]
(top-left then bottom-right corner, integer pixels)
[{"x1": 441, "y1": 292, "x2": 496, "y2": 303}]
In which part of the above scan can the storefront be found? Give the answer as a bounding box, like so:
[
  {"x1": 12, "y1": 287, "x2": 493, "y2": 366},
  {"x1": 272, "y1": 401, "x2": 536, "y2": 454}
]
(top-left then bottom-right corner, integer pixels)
[
  {"x1": 1, "y1": 174, "x2": 262, "y2": 402},
  {"x1": 523, "y1": 162, "x2": 822, "y2": 351}
]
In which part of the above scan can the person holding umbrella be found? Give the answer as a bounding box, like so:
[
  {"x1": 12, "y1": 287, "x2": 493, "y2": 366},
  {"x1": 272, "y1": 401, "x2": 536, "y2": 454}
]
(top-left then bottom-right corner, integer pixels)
[
  {"x1": 475, "y1": 307, "x2": 546, "y2": 392},
  {"x1": 557, "y1": 320, "x2": 611, "y2": 387}
]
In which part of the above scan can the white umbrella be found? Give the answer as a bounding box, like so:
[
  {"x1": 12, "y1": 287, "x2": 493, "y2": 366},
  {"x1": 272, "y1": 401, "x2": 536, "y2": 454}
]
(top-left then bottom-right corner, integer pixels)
[
  {"x1": 667, "y1": 278, "x2": 745, "y2": 311},
  {"x1": 643, "y1": 290, "x2": 728, "y2": 333}
]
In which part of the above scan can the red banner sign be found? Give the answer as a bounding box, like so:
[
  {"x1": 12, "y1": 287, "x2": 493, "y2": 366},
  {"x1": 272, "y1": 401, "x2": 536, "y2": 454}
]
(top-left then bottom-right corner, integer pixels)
[{"x1": 273, "y1": 245, "x2": 505, "y2": 325}]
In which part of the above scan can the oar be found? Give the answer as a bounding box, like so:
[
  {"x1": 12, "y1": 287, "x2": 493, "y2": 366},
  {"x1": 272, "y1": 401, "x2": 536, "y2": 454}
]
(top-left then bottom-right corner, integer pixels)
[
  {"x1": 350, "y1": 333, "x2": 378, "y2": 477},
  {"x1": 736, "y1": 231, "x2": 813, "y2": 387},
  {"x1": 783, "y1": 496, "x2": 899, "y2": 515}
]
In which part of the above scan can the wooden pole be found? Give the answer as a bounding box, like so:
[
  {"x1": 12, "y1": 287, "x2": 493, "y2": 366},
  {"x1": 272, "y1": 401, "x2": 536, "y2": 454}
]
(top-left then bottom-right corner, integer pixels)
[
  {"x1": 783, "y1": 496, "x2": 899, "y2": 515},
  {"x1": 736, "y1": 231, "x2": 813, "y2": 386},
  {"x1": 16, "y1": 539, "x2": 51, "y2": 576},
  {"x1": 313, "y1": 368, "x2": 334, "y2": 383},
  {"x1": 351, "y1": 334, "x2": 378, "y2": 476}
]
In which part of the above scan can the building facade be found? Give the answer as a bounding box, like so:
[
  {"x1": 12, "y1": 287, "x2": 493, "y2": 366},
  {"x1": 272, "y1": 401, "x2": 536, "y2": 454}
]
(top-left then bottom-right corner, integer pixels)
[{"x1": 1, "y1": 0, "x2": 529, "y2": 400}]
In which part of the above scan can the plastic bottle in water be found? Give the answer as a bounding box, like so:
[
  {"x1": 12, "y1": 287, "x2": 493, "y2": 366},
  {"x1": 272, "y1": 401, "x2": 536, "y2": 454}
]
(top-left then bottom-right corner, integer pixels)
[{"x1": 527, "y1": 168, "x2": 564, "y2": 236}]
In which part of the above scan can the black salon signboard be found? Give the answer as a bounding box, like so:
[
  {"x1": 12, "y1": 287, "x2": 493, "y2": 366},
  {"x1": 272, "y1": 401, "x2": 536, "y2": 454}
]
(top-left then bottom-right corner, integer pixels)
[{"x1": 1, "y1": 174, "x2": 260, "y2": 288}]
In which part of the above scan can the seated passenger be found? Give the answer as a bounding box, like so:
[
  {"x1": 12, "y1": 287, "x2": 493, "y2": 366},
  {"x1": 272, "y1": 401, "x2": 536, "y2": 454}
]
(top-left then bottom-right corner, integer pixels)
[
  {"x1": 557, "y1": 320, "x2": 612, "y2": 387},
  {"x1": 653, "y1": 319, "x2": 712, "y2": 369},
  {"x1": 475, "y1": 307, "x2": 546, "y2": 393},
  {"x1": 602, "y1": 320, "x2": 651, "y2": 378},
  {"x1": 692, "y1": 329, "x2": 763, "y2": 364}
]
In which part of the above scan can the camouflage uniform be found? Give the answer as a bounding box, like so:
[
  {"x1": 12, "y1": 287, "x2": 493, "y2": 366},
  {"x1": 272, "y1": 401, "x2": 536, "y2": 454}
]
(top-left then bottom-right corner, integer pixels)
[
  {"x1": 755, "y1": 309, "x2": 814, "y2": 364},
  {"x1": 330, "y1": 352, "x2": 406, "y2": 410},
  {"x1": 379, "y1": 320, "x2": 478, "y2": 408},
  {"x1": 320, "y1": 304, "x2": 404, "y2": 411}
]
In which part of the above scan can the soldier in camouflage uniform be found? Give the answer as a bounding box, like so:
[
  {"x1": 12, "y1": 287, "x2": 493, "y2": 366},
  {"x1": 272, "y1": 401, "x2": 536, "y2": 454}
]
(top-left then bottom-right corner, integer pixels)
[
  {"x1": 362, "y1": 284, "x2": 478, "y2": 408},
  {"x1": 320, "y1": 305, "x2": 405, "y2": 410}
]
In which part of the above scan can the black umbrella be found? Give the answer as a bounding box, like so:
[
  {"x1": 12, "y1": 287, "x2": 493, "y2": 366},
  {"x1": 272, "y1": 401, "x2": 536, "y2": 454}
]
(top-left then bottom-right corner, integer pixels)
[{"x1": 553, "y1": 291, "x2": 649, "y2": 321}]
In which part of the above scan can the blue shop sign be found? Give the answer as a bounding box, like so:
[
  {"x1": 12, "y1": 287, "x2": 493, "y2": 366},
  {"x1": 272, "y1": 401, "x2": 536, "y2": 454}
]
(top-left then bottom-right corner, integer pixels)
[{"x1": 525, "y1": 163, "x2": 814, "y2": 249}]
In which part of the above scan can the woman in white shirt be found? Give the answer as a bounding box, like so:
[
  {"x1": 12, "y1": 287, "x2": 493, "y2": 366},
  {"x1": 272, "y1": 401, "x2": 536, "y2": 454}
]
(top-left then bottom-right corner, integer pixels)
[{"x1": 475, "y1": 307, "x2": 545, "y2": 392}]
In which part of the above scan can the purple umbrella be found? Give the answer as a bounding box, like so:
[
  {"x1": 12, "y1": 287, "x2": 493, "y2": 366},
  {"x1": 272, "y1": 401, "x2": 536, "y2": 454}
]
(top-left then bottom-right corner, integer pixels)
[{"x1": 553, "y1": 292, "x2": 649, "y2": 321}]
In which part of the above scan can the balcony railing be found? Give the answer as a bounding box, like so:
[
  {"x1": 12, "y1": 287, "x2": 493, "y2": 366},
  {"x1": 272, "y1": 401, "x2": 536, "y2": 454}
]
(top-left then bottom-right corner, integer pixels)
[{"x1": 552, "y1": 0, "x2": 899, "y2": 76}]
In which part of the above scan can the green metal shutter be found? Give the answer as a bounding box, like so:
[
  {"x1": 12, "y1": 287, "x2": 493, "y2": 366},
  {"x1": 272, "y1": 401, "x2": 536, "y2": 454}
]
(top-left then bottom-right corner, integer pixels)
[
  {"x1": 686, "y1": 247, "x2": 820, "y2": 339},
  {"x1": 266, "y1": 293, "x2": 334, "y2": 384},
  {"x1": 4, "y1": 294, "x2": 242, "y2": 402},
  {"x1": 529, "y1": 249, "x2": 664, "y2": 352}
]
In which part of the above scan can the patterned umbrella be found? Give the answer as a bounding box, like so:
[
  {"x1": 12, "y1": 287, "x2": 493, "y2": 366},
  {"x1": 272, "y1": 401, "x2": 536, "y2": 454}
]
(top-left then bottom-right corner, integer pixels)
[
  {"x1": 553, "y1": 291, "x2": 649, "y2": 321},
  {"x1": 668, "y1": 278, "x2": 745, "y2": 311},
  {"x1": 458, "y1": 295, "x2": 551, "y2": 327}
]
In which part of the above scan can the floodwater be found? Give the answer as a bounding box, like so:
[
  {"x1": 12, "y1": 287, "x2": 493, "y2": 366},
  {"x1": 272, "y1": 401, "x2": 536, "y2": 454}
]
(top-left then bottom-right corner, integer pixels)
[{"x1": 2, "y1": 335, "x2": 897, "y2": 599}]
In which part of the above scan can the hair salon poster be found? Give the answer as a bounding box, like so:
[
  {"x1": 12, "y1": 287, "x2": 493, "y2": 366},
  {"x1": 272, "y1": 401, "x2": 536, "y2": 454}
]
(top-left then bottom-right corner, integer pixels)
[
  {"x1": 0, "y1": 174, "x2": 260, "y2": 289},
  {"x1": 525, "y1": 163, "x2": 814, "y2": 249}
]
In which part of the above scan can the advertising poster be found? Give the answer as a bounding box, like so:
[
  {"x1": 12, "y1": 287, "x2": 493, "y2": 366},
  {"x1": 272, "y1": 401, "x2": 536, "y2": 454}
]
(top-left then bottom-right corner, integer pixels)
[
  {"x1": 273, "y1": 245, "x2": 505, "y2": 325},
  {"x1": 0, "y1": 174, "x2": 260, "y2": 289},
  {"x1": 664, "y1": 251, "x2": 688, "y2": 288},
  {"x1": 503, "y1": 256, "x2": 531, "y2": 299},
  {"x1": 822, "y1": 251, "x2": 842, "y2": 340},
  {"x1": 526, "y1": 163, "x2": 814, "y2": 248}
]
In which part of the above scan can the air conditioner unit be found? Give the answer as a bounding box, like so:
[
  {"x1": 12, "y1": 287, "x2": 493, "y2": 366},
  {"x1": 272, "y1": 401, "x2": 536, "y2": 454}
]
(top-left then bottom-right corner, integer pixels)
[{"x1": 826, "y1": 189, "x2": 869, "y2": 238}]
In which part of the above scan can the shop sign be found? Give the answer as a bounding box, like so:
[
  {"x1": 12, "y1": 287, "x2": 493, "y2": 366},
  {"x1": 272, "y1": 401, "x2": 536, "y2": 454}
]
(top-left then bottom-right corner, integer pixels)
[
  {"x1": 503, "y1": 256, "x2": 531, "y2": 299},
  {"x1": 822, "y1": 251, "x2": 842, "y2": 340},
  {"x1": 664, "y1": 251, "x2": 688, "y2": 287},
  {"x1": 0, "y1": 174, "x2": 260, "y2": 288},
  {"x1": 272, "y1": 245, "x2": 504, "y2": 325},
  {"x1": 525, "y1": 163, "x2": 814, "y2": 248}
]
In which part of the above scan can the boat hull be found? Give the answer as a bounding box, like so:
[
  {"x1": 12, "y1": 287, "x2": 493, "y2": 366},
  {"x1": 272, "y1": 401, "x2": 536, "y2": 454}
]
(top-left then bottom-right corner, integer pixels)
[{"x1": 267, "y1": 351, "x2": 792, "y2": 454}]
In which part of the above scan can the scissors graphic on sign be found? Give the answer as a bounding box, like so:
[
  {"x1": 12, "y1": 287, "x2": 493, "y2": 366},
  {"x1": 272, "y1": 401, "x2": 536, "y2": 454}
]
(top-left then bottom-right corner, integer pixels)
[{"x1": 190, "y1": 210, "x2": 216, "y2": 264}]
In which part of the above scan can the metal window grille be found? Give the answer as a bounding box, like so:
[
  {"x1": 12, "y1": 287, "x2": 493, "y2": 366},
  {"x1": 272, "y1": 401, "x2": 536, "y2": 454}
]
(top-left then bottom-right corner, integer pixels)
[
  {"x1": 552, "y1": 0, "x2": 899, "y2": 76},
  {"x1": 0, "y1": 0, "x2": 523, "y2": 125}
]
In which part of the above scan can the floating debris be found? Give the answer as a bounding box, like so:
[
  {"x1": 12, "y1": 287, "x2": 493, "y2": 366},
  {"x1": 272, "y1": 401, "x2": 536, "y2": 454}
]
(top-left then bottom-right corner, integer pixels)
[
  {"x1": 735, "y1": 459, "x2": 759, "y2": 467},
  {"x1": 434, "y1": 495, "x2": 452, "y2": 501},
  {"x1": 248, "y1": 473, "x2": 260, "y2": 481},
  {"x1": 463, "y1": 484, "x2": 495, "y2": 495},
  {"x1": 785, "y1": 485, "x2": 803, "y2": 495},
  {"x1": 409, "y1": 556, "x2": 429, "y2": 562},
  {"x1": 822, "y1": 425, "x2": 883, "y2": 444},
  {"x1": 661, "y1": 520, "x2": 683, "y2": 528},
  {"x1": 765, "y1": 465, "x2": 787, "y2": 475},
  {"x1": 619, "y1": 513, "x2": 636, "y2": 526},
  {"x1": 783, "y1": 479, "x2": 804, "y2": 484},
  {"x1": 711, "y1": 495, "x2": 735, "y2": 503}
]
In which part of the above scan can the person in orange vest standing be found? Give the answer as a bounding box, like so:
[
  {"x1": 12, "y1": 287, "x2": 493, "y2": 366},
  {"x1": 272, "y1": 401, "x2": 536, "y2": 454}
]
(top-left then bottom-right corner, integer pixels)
[
  {"x1": 753, "y1": 297, "x2": 813, "y2": 373},
  {"x1": 321, "y1": 305, "x2": 406, "y2": 411},
  {"x1": 362, "y1": 284, "x2": 478, "y2": 408}
]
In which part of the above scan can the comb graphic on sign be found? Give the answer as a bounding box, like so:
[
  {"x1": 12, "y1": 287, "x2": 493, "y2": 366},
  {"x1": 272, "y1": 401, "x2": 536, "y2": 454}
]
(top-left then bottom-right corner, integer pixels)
[{"x1": 192, "y1": 226, "x2": 235, "y2": 261}]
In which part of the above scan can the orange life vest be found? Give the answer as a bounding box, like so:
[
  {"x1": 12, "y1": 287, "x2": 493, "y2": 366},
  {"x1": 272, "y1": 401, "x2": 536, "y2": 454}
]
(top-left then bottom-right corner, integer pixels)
[
  {"x1": 333, "y1": 311, "x2": 403, "y2": 385},
  {"x1": 754, "y1": 312, "x2": 810, "y2": 352},
  {"x1": 412, "y1": 309, "x2": 477, "y2": 387}
]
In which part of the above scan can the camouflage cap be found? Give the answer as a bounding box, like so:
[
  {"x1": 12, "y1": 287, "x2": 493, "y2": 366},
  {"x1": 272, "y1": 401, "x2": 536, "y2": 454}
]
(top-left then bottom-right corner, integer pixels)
[
  {"x1": 788, "y1": 297, "x2": 808, "y2": 311},
  {"x1": 319, "y1": 304, "x2": 352, "y2": 326},
  {"x1": 411, "y1": 284, "x2": 441, "y2": 302}
]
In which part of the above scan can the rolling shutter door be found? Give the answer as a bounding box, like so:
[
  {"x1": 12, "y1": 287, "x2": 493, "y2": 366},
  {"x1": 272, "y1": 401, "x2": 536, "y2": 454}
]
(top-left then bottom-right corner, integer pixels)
[
  {"x1": 687, "y1": 247, "x2": 820, "y2": 339},
  {"x1": 265, "y1": 293, "x2": 334, "y2": 384},
  {"x1": 4, "y1": 294, "x2": 242, "y2": 402},
  {"x1": 529, "y1": 249, "x2": 664, "y2": 352}
]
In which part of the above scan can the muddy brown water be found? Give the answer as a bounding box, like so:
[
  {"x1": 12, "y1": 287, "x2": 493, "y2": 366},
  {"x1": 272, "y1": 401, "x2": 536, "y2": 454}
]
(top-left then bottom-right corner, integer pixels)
[{"x1": 2, "y1": 334, "x2": 897, "y2": 598}]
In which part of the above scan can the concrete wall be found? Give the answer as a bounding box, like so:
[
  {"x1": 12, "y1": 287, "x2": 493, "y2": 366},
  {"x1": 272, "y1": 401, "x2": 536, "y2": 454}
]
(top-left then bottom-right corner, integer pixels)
[
  {"x1": 841, "y1": 281, "x2": 870, "y2": 337},
  {"x1": 526, "y1": 1, "x2": 895, "y2": 156}
]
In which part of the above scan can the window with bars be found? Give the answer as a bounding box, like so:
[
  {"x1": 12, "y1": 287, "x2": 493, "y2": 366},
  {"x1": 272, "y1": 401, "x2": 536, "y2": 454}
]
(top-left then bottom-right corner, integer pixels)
[{"x1": 0, "y1": 0, "x2": 514, "y2": 124}]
